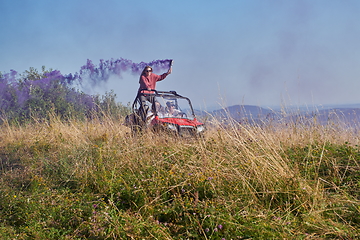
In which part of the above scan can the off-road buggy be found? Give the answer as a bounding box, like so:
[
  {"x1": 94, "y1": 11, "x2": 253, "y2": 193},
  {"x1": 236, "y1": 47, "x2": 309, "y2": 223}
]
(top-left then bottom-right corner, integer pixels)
[{"x1": 125, "y1": 90, "x2": 205, "y2": 136}]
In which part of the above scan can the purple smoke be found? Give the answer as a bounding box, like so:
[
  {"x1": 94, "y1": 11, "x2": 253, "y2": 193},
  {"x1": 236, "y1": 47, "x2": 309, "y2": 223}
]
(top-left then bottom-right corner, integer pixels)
[
  {"x1": 0, "y1": 70, "x2": 18, "y2": 110},
  {"x1": 0, "y1": 58, "x2": 172, "y2": 115},
  {"x1": 64, "y1": 58, "x2": 173, "y2": 85}
]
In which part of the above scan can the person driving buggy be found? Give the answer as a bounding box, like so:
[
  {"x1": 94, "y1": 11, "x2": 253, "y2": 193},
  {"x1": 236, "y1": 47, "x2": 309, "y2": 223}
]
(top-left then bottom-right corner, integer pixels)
[
  {"x1": 165, "y1": 101, "x2": 181, "y2": 117},
  {"x1": 155, "y1": 101, "x2": 166, "y2": 117}
]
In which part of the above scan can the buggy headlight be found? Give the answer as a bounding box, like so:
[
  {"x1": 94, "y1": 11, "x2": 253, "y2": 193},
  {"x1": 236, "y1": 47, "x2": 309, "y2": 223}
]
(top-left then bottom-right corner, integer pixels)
[
  {"x1": 196, "y1": 125, "x2": 205, "y2": 133},
  {"x1": 166, "y1": 124, "x2": 177, "y2": 131}
]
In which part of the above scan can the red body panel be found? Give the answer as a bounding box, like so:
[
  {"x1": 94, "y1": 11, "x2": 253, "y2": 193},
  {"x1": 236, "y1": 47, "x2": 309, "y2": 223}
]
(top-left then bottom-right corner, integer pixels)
[{"x1": 151, "y1": 116, "x2": 203, "y2": 127}]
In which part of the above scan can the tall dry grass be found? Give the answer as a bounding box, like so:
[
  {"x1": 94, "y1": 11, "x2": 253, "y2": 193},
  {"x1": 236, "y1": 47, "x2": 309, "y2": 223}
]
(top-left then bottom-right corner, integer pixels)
[{"x1": 0, "y1": 110, "x2": 359, "y2": 239}]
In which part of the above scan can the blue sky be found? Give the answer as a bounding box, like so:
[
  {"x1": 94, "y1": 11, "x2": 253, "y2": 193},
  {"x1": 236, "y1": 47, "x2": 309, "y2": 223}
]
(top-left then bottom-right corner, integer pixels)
[{"x1": 1, "y1": 0, "x2": 360, "y2": 109}]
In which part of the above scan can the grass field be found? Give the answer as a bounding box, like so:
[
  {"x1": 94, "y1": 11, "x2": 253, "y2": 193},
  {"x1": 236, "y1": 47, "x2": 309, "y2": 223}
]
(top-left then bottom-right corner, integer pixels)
[{"x1": 0, "y1": 113, "x2": 359, "y2": 239}]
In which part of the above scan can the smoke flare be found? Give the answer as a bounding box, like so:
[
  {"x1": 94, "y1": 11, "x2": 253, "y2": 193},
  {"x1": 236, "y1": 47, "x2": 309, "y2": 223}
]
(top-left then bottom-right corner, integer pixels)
[{"x1": 64, "y1": 58, "x2": 173, "y2": 85}]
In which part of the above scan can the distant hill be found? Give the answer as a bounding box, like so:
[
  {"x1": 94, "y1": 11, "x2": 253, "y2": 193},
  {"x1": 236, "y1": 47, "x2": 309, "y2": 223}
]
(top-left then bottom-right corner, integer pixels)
[
  {"x1": 211, "y1": 105, "x2": 274, "y2": 121},
  {"x1": 308, "y1": 108, "x2": 360, "y2": 125},
  {"x1": 195, "y1": 104, "x2": 360, "y2": 126}
]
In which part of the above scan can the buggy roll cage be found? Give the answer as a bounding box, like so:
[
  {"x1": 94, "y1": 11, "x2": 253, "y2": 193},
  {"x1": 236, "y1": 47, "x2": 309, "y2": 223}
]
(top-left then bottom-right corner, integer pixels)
[
  {"x1": 136, "y1": 89, "x2": 183, "y2": 98},
  {"x1": 132, "y1": 89, "x2": 196, "y2": 116}
]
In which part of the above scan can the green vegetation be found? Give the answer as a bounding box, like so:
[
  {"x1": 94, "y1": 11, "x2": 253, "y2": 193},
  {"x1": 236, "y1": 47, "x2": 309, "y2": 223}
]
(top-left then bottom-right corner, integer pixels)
[
  {"x1": 0, "y1": 114, "x2": 359, "y2": 239},
  {"x1": 0, "y1": 67, "x2": 130, "y2": 124}
]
